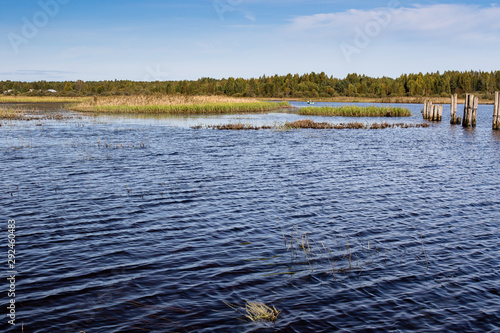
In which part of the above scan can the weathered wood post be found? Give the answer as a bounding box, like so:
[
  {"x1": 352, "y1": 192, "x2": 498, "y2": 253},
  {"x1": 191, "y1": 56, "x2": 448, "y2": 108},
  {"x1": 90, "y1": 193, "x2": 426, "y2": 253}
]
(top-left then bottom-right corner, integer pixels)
[
  {"x1": 471, "y1": 96, "x2": 478, "y2": 127},
  {"x1": 494, "y1": 92, "x2": 500, "y2": 130},
  {"x1": 463, "y1": 94, "x2": 472, "y2": 127},
  {"x1": 450, "y1": 94, "x2": 458, "y2": 124},
  {"x1": 423, "y1": 100, "x2": 433, "y2": 120}
]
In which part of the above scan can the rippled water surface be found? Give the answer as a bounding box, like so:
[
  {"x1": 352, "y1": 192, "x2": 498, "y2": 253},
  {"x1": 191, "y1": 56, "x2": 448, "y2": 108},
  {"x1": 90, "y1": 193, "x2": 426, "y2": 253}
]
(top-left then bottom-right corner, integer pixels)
[{"x1": 1, "y1": 102, "x2": 499, "y2": 332}]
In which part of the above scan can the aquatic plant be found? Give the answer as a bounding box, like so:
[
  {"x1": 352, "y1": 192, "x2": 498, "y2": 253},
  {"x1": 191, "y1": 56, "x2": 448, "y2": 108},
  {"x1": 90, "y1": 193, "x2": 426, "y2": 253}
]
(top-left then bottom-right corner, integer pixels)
[
  {"x1": 299, "y1": 105, "x2": 412, "y2": 117},
  {"x1": 225, "y1": 300, "x2": 281, "y2": 323},
  {"x1": 72, "y1": 95, "x2": 292, "y2": 114},
  {"x1": 0, "y1": 107, "x2": 26, "y2": 120},
  {"x1": 283, "y1": 119, "x2": 333, "y2": 129},
  {"x1": 198, "y1": 120, "x2": 429, "y2": 131}
]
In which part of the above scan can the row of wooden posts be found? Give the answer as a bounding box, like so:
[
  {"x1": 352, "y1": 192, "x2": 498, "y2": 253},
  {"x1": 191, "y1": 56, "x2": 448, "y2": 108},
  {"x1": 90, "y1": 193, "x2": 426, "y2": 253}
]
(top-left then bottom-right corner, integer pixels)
[{"x1": 423, "y1": 92, "x2": 500, "y2": 130}]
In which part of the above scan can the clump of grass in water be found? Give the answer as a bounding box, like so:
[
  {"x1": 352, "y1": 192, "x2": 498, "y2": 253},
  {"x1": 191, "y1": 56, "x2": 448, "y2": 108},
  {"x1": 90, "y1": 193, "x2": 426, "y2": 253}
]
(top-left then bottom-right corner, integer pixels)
[
  {"x1": 224, "y1": 300, "x2": 281, "y2": 323},
  {"x1": 284, "y1": 119, "x2": 333, "y2": 129},
  {"x1": 0, "y1": 107, "x2": 27, "y2": 120},
  {"x1": 73, "y1": 95, "x2": 292, "y2": 114},
  {"x1": 195, "y1": 120, "x2": 429, "y2": 131},
  {"x1": 299, "y1": 105, "x2": 412, "y2": 117}
]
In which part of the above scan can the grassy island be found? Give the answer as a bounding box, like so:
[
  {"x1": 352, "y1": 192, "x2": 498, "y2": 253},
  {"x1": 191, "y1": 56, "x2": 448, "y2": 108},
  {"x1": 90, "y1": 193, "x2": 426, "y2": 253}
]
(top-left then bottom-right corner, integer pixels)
[
  {"x1": 72, "y1": 95, "x2": 291, "y2": 114},
  {"x1": 298, "y1": 105, "x2": 412, "y2": 117}
]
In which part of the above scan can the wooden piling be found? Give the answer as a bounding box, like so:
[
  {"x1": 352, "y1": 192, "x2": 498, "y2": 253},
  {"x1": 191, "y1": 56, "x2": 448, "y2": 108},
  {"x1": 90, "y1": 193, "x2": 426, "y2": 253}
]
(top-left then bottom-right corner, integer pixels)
[
  {"x1": 471, "y1": 96, "x2": 478, "y2": 127},
  {"x1": 494, "y1": 92, "x2": 500, "y2": 130},
  {"x1": 450, "y1": 94, "x2": 459, "y2": 124},
  {"x1": 463, "y1": 94, "x2": 471, "y2": 127},
  {"x1": 438, "y1": 105, "x2": 443, "y2": 121}
]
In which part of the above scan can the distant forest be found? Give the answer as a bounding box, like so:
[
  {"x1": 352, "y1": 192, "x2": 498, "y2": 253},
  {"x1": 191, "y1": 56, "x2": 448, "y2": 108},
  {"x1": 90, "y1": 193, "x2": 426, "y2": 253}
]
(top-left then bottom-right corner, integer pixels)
[{"x1": 2, "y1": 71, "x2": 500, "y2": 99}]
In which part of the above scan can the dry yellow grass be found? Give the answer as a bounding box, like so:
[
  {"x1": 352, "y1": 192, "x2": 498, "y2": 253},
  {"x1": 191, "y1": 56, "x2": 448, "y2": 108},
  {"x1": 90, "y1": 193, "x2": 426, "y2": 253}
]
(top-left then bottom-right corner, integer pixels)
[
  {"x1": 73, "y1": 95, "x2": 291, "y2": 114},
  {"x1": 76, "y1": 95, "x2": 261, "y2": 108},
  {"x1": 0, "y1": 96, "x2": 89, "y2": 103}
]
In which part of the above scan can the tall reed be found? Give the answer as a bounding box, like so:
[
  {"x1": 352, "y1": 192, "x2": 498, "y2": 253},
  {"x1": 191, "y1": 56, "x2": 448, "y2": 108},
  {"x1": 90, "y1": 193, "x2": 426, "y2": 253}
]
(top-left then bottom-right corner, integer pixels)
[{"x1": 299, "y1": 105, "x2": 412, "y2": 117}]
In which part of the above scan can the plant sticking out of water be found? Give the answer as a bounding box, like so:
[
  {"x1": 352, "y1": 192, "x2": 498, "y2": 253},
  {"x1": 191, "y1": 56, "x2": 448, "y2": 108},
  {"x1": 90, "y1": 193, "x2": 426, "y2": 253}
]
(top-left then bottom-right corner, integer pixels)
[
  {"x1": 298, "y1": 105, "x2": 412, "y2": 117},
  {"x1": 194, "y1": 120, "x2": 430, "y2": 131},
  {"x1": 284, "y1": 119, "x2": 333, "y2": 129},
  {"x1": 97, "y1": 138, "x2": 151, "y2": 149},
  {"x1": 224, "y1": 300, "x2": 281, "y2": 323},
  {"x1": 72, "y1": 95, "x2": 292, "y2": 114},
  {"x1": 0, "y1": 107, "x2": 27, "y2": 120},
  {"x1": 273, "y1": 223, "x2": 431, "y2": 281}
]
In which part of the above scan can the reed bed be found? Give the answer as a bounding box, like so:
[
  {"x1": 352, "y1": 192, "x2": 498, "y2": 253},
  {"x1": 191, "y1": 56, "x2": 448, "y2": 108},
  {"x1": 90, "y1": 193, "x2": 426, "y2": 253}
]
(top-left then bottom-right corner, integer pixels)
[
  {"x1": 299, "y1": 105, "x2": 412, "y2": 117},
  {"x1": 0, "y1": 96, "x2": 89, "y2": 103},
  {"x1": 284, "y1": 119, "x2": 333, "y2": 129},
  {"x1": 0, "y1": 107, "x2": 27, "y2": 120},
  {"x1": 73, "y1": 95, "x2": 292, "y2": 114},
  {"x1": 0, "y1": 106, "x2": 67, "y2": 121},
  {"x1": 196, "y1": 120, "x2": 430, "y2": 131}
]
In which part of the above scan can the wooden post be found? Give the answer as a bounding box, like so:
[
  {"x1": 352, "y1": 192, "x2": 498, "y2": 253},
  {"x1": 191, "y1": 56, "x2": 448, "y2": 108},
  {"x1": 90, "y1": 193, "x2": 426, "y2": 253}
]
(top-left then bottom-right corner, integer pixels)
[
  {"x1": 423, "y1": 100, "x2": 432, "y2": 120},
  {"x1": 438, "y1": 105, "x2": 443, "y2": 121},
  {"x1": 463, "y1": 94, "x2": 472, "y2": 127},
  {"x1": 450, "y1": 94, "x2": 458, "y2": 124},
  {"x1": 494, "y1": 92, "x2": 500, "y2": 130},
  {"x1": 471, "y1": 96, "x2": 478, "y2": 127}
]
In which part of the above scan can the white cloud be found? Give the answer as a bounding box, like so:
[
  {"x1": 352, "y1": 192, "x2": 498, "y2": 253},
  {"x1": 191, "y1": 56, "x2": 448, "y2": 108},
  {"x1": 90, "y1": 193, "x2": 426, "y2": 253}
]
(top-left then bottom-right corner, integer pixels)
[{"x1": 287, "y1": 4, "x2": 500, "y2": 43}]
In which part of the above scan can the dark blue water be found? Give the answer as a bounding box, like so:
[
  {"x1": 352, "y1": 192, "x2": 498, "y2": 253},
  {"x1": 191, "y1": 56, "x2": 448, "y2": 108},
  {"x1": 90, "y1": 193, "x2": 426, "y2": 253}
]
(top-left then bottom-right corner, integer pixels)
[{"x1": 1, "y1": 103, "x2": 499, "y2": 332}]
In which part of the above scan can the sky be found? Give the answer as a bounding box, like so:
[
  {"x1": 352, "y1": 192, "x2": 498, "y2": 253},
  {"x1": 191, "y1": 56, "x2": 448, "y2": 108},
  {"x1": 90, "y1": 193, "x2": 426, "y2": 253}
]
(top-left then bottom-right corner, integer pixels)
[{"x1": 0, "y1": 0, "x2": 499, "y2": 81}]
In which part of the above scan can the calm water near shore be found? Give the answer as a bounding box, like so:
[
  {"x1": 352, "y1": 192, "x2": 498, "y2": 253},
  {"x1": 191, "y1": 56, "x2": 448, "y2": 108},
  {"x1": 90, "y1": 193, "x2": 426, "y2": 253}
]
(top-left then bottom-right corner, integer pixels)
[{"x1": 1, "y1": 102, "x2": 499, "y2": 332}]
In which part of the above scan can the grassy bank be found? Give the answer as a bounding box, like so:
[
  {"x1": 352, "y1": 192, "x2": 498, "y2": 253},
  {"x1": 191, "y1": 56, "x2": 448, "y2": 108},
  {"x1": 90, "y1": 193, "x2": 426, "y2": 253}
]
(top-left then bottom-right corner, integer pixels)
[
  {"x1": 73, "y1": 95, "x2": 292, "y2": 114},
  {"x1": 298, "y1": 105, "x2": 412, "y2": 117},
  {"x1": 0, "y1": 96, "x2": 90, "y2": 103}
]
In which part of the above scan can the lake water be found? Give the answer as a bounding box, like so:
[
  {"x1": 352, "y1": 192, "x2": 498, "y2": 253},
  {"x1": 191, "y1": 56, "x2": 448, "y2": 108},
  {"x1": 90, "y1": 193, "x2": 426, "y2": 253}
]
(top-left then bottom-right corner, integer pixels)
[{"x1": 1, "y1": 102, "x2": 499, "y2": 332}]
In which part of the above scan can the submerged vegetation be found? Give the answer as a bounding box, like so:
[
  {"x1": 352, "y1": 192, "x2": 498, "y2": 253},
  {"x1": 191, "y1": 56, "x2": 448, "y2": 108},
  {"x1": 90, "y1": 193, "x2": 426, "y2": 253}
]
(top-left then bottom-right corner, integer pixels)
[
  {"x1": 298, "y1": 105, "x2": 412, "y2": 117},
  {"x1": 73, "y1": 95, "x2": 291, "y2": 114}
]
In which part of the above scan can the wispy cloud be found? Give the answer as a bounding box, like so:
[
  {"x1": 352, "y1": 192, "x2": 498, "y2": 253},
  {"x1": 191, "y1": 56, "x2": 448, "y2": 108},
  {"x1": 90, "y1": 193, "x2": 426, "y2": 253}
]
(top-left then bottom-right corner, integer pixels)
[
  {"x1": 287, "y1": 4, "x2": 500, "y2": 43},
  {"x1": 0, "y1": 70, "x2": 75, "y2": 79}
]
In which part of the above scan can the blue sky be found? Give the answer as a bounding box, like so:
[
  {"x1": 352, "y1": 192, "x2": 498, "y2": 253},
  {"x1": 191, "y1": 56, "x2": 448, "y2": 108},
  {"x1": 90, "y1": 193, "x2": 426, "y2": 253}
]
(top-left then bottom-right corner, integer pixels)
[{"x1": 0, "y1": 0, "x2": 498, "y2": 81}]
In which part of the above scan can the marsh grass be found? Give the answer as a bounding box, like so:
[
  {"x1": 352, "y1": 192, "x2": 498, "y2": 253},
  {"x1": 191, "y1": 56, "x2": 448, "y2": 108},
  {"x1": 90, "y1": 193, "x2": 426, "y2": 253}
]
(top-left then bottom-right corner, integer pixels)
[
  {"x1": 299, "y1": 105, "x2": 412, "y2": 117},
  {"x1": 73, "y1": 95, "x2": 292, "y2": 114},
  {"x1": 196, "y1": 120, "x2": 430, "y2": 131},
  {"x1": 0, "y1": 96, "x2": 89, "y2": 103},
  {"x1": 0, "y1": 107, "x2": 27, "y2": 120},
  {"x1": 224, "y1": 300, "x2": 281, "y2": 323},
  {"x1": 284, "y1": 119, "x2": 333, "y2": 129}
]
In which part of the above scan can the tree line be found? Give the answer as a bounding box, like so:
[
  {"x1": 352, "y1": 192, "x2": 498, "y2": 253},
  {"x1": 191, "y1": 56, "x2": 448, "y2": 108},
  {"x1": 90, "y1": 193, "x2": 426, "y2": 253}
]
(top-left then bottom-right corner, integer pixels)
[{"x1": 2, "y1": 70, "x2": 500, "y2": 99}]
